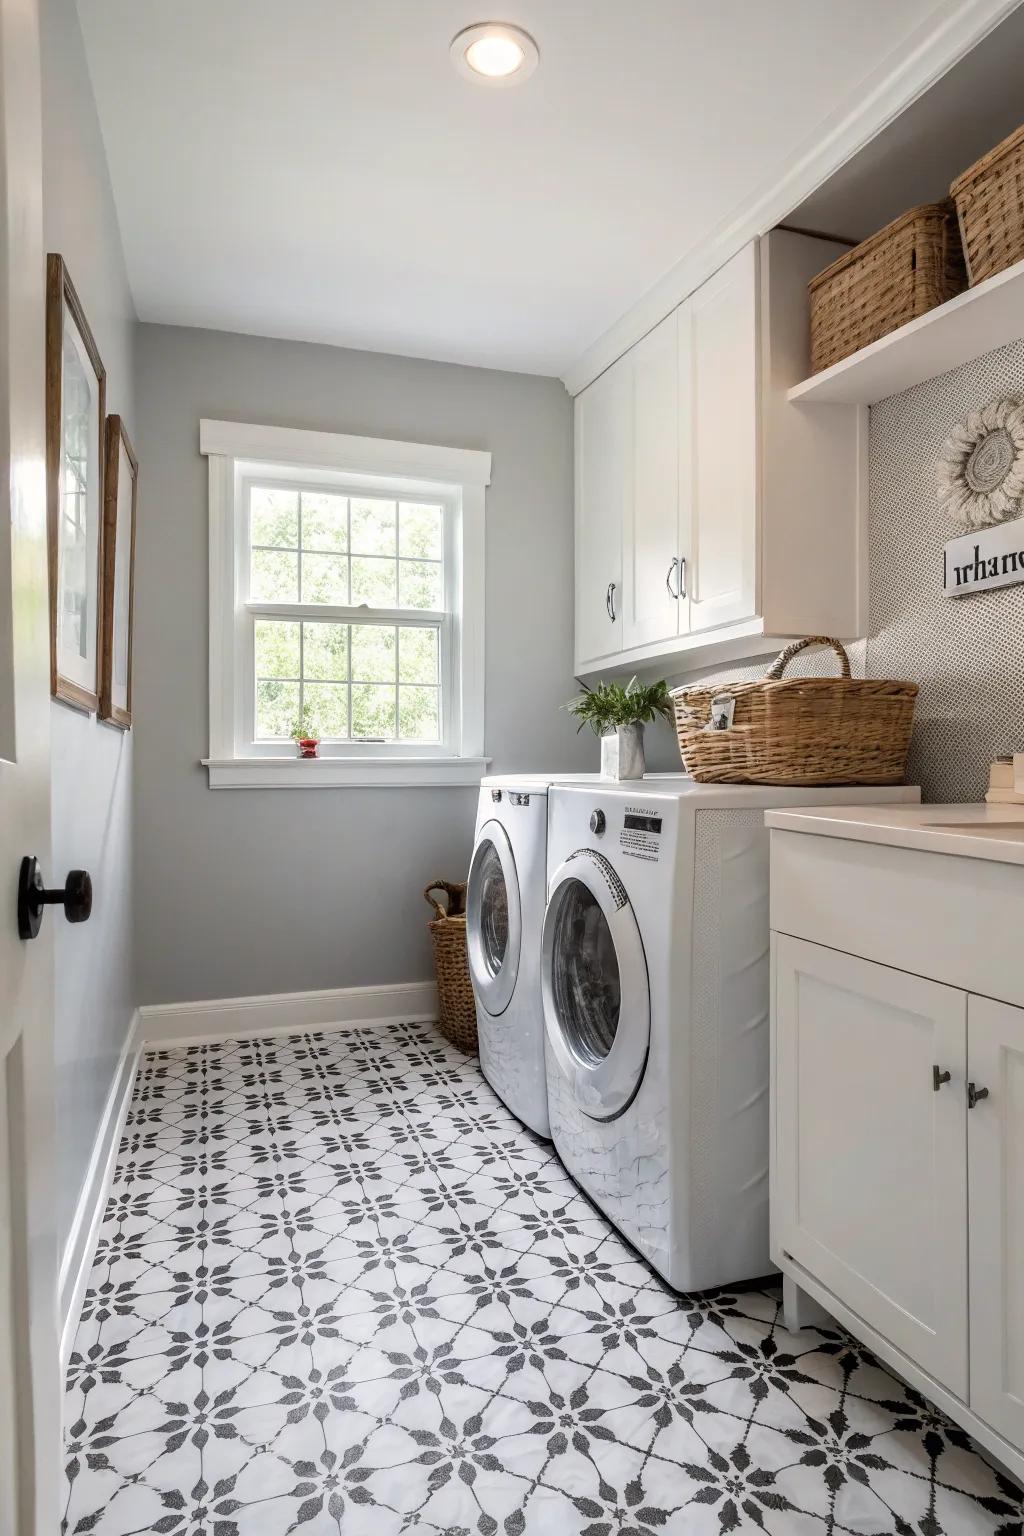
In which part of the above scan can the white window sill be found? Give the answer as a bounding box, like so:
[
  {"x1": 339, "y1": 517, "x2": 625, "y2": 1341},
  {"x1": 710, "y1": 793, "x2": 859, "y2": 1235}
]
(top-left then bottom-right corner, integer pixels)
[{"x1": 201, "y1": 756, "x2": 491, "y2": 789}]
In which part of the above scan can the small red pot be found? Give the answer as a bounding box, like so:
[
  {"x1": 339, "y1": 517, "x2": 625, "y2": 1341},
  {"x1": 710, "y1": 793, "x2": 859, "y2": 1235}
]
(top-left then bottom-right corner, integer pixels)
[{"x1": 296, "y1": 737, "x2": 320, "y2": 759}]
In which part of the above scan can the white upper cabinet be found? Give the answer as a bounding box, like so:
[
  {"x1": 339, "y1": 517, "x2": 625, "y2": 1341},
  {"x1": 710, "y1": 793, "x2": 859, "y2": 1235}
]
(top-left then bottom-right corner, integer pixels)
[
  {"x1": 573, "y1": 231, "x2": 866, "y2": 676},
  {"x1": 684, "y1": 243, "x2": 758, "y2": 634},
  {"x1": 622, "y1": 312, "x2": 680, "y2": 650},
  {"x1": 574, "y1": 350, "x2": 627, "y2": 667}
]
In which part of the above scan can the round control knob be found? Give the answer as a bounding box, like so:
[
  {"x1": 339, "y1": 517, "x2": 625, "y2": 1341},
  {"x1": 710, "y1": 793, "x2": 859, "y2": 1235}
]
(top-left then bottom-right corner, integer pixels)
[
  {"x1": 590, "y1": 809, "x2": 606, "y2": 836},
  {"x1": 490, "y1": 789, "x2": 502, "y2": 802}
]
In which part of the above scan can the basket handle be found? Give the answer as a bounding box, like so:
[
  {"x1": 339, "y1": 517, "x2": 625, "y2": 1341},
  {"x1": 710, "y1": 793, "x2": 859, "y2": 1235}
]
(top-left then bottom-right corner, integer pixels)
[
  {"x1": 424, "y1": 880, "x2": 467, "y2": 921},
  {"x1": 765, "y1": 636, "x2": 852, "y2": 681}
]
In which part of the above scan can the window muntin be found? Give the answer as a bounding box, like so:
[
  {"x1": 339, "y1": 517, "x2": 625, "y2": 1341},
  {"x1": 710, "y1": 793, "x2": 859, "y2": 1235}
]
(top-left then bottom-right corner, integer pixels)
[
  {"x1": 243, "y1": 480, "x2": 449, "y2": 749},
  {"x1": 248, "y1": 488, "x2": 443, "y2": 611},
  {"x1": 253, "y1": 618, "x2": 441, "y2": 743}
]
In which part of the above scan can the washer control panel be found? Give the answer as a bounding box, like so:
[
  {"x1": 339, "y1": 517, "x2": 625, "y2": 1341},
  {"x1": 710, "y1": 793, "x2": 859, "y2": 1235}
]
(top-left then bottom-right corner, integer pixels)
[{"x1": 620, "y1": 804, "x2": 663, "y2": 862}]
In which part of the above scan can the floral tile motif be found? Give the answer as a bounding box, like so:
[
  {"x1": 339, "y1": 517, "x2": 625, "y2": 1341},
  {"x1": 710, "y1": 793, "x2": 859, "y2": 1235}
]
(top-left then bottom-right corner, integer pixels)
[{"x1": 65, "y1": 1022, "x2": 1024, "y2": 1535}]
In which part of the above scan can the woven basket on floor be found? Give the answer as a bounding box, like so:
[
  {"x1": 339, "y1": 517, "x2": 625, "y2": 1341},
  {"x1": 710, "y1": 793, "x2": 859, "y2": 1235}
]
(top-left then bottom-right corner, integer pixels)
[
  {"x1": 424, "y1": 880, "x2": 478, "y2": 1053},
  {"x1": 808, "y1": 202, "x2": 965, "y2": 374},
  {"x1": 671, "y1": 637, "x2": 917, "y2": 786},
  {"x1": 951, "y1": 121, "x2": 1024, "y2": 286}
]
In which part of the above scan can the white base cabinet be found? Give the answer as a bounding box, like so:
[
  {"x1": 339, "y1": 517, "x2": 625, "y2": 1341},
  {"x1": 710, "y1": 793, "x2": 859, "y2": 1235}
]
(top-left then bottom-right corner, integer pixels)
[
  {"x1": 573, "y1": 230, "x2": 866, "y2": 678},
  {"x1": 968, "y1": 994, "x2": 1024, "y2": 1451},
  {"x1": 771, "y1": 828, "x2": 1024, "y2": 1485}
]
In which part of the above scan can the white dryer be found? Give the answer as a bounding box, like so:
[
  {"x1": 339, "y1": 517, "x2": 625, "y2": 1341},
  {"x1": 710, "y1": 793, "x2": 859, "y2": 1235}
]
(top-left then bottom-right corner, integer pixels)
[
  {"x1": 541, "y1": 776, "x2": 921, "y2": 1291},
  {"x1": 466, "y1": 774, "x2": 594, "y2": 1138}
]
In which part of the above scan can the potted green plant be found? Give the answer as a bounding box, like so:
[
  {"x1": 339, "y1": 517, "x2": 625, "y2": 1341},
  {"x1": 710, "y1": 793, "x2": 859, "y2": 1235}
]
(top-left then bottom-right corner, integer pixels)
[
  {"x1": 292, "y1": 710, "x2": 320, "y2": 759},
  {"x1": 565, "y1": 676, "x2": 674, "y2": 780}
]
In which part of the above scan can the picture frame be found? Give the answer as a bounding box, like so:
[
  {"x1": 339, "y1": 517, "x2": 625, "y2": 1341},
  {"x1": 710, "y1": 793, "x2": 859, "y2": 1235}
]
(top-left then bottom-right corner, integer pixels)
[
  {"x1": 45, "y1": 253, "x2": 106, "y2": 711},
  {"x1": 99, "y1": 415, "x2": 138, "y2": 728}
]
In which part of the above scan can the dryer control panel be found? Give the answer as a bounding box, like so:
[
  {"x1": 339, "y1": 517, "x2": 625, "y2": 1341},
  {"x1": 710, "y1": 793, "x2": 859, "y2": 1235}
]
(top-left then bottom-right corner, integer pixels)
[{"x1": 620, "y1": 804, "x2": 663, "y2": 862}]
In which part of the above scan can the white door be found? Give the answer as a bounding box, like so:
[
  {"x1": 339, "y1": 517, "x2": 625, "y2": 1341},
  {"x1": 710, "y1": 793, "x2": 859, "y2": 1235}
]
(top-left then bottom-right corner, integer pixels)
[
  {"x1": 774, "y1": 936, "x2": 968, "y2": 1397},
  {"x1": 541, "y1": 849, "x2": 650, "y2": 1121},
  {"x1": 685, "y1": 242, "x2": 758, "y2": 634},
  {"x1": 0, "y1": 1, "x2": 62, "y2": 1532},
  {"x1": 621, "y1": 312, "x2": 680, "y2": 650},
  {"x1": 967, "y1": 994, "x2": 1024, "y2": 1447},
  {"x1": 574, "y1": 355, "x2": 627, "y2": 669}
]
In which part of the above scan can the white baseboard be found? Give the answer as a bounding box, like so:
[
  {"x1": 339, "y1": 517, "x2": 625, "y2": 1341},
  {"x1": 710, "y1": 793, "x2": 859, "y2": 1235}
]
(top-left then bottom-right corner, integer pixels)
[
  {"x1": 60, "y1": 1010, "x2": 141, "y2": 1371},
  {"x1": 137, "y1": 980, "x2": 439, "y2": 1048}
]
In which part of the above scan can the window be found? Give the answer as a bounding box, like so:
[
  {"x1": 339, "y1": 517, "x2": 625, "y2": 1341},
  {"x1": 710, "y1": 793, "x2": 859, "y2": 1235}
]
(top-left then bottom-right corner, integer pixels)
[{"x1": 201, "y1": 420, "x2": 490, "y2": 787}]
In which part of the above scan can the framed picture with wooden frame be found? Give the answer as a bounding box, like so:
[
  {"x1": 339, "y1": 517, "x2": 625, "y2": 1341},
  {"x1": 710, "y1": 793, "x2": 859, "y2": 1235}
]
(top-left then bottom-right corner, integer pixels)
[
  {"x1": 99, "y1": 415, "x2": 137, "y2": 728},
  {"x1": 45, "y1": 253, "x2": 106, "y2": 711}
]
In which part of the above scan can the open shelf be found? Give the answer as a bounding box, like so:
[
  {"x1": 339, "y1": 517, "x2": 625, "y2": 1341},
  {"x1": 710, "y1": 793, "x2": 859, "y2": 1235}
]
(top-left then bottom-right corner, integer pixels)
[{"x1": 787, "y1": 255, "x2": 1024, "y2": 406}]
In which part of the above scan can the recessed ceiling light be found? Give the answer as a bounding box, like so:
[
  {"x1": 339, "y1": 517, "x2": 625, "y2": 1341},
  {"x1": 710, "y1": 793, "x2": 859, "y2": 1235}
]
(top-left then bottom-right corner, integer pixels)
[{"x1": 450, "y1": 22, "x2": 539, "y2": 86}]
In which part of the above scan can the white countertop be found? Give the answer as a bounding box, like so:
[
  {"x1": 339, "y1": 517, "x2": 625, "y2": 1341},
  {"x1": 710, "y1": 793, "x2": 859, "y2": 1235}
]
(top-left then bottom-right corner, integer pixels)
[{"x1": 764, "y1": 801, "x2": 1024, "y2": 867}]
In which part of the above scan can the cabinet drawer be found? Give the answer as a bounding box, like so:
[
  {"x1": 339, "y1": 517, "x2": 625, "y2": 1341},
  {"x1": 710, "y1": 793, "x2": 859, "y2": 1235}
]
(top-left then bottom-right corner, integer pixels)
[{"x1": 771, "y1": 829, "x2": 1024, "y2": 1007}]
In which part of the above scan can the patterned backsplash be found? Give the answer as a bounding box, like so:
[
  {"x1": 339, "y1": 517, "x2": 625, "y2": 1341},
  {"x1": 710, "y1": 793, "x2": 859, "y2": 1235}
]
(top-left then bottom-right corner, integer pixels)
[{"x1": 650, "y1": 336, "x2": 1024, "y2": 803}]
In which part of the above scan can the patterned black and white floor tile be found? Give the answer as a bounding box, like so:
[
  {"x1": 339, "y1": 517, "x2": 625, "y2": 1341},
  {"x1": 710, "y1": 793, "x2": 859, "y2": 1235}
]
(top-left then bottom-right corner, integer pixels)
[{"x1": 64, "y1": 1022, "x2": 1023, "y2": 1535}]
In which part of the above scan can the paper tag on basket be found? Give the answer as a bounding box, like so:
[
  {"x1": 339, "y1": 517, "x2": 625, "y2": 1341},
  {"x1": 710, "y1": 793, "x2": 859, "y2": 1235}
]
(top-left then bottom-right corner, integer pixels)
[{"x1": 706, "y1": 693, "x2": 736, "y2": 732}]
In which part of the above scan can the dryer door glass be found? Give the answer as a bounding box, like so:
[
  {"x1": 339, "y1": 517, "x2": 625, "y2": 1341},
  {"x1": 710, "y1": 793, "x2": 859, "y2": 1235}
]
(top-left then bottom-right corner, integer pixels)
[
  {"x1": 550, "y1": 879, "x2": 620, "y2": 1063},
  {"x1": 467, "y1": 820, "x2": 522, "y2": 1017},
  {"x1": 542, "y1": 848, "x2": 651, "y2": 1122},
  {"x1": 477, "y1": 843, "x2": 509, "y2": 974}
]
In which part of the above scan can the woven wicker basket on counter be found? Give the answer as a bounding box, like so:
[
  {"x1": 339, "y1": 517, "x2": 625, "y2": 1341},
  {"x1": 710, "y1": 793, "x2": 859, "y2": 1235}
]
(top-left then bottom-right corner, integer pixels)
[
  {"x1": 950, "y1": 121, "x2": 1024, "y2": 286},
  {"x1": 808, "y1": 202, "x2": 965, "y2": 374},
  {"x1": 671, "y1": 637, "x2": 917, "y2": 786},
  {"x1": 424, "y1": 880, "x2": 478, "y2": 1053}
]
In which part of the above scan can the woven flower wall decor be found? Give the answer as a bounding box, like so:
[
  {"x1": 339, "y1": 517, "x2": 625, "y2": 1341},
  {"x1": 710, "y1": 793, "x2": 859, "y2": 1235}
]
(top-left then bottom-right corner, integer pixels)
[{"x1": 937, "y1": 395, "x2": 1024, "y2": 529}]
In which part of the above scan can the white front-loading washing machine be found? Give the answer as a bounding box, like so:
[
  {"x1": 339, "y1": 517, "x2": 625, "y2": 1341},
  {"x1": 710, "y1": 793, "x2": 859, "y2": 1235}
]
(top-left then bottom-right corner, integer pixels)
[
  {"x1": 541, "y1": 775, "x2": 921, "y2": 1290},
  {"x1": 466, "y1": 774, "x2": 595, "y2": 1138}
]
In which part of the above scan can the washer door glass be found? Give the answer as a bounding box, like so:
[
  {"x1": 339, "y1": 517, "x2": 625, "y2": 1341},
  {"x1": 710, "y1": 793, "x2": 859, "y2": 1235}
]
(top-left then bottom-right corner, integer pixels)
[
  {"x1": 467, "y1": 821, "x2": 522, "y2": 1016},
  {"x1": 550, "y1": 879, "x2": 620, "y2": 1064},
  {"x1": 542, "y1": 850, "x2": 650, "y2": 1121}
]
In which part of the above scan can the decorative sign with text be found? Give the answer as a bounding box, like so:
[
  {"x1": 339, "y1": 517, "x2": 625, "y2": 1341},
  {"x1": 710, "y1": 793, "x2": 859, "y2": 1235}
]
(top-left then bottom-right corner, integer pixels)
[{"x1": 944, "y1": 517, "x2": 1024, "y2": 598}]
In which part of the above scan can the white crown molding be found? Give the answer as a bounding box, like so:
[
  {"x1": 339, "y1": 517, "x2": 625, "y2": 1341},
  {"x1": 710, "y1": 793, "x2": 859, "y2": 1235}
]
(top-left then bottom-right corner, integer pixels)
[
  {"x1": 199, "y1": 418, "x2": 492, "y2": 487},
  {"x1": 561, "y1": 0, "x2": 1023, "y2": 397}
]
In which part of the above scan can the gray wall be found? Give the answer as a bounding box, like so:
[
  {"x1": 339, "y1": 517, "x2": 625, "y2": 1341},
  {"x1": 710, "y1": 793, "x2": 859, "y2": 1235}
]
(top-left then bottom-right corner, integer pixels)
[
  {"x1": 652, "y1": 337, "x2": 1024, "y2": 800},
  {"x1": 134, "y1": 325, "x2": 589, "y2": 1005},
  {"x1": 41, "y1": 0, "x2": 137, "y2": 1250}
]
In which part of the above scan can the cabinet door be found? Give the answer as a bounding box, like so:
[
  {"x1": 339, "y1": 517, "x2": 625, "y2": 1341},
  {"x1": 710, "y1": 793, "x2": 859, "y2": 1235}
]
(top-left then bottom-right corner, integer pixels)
[
  {"x1": 968, "y1": 994, "x2": 1024, "y2": 1446},
  {"x1": 774, "y1": 936, "x2": 968, "y2": 1396},
  {"x1": 685, "y1": 242, "x2": 758, "y2": 634},
  {"x1": 621, "y1": 312, "x2": 680, "y2": 650},
  {"x1": 574, "y1": 356, "x2": 627, "y2": 668}
]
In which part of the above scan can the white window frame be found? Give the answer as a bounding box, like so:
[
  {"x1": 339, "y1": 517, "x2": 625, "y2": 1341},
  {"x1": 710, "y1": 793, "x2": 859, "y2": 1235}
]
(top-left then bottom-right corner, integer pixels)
[{"x1": 200, "y1": 419, "x2": 490, "y2": 788}]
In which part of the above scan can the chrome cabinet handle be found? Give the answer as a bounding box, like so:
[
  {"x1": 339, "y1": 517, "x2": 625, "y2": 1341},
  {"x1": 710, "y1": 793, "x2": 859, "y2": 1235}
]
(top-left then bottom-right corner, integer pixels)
[
  {"x1": 605, "y1": 581, "x2": 616, "y2": 622},
  {"x1": 665, "y1": 557, "x2": 679, "y2": 600},
  {"x1": 968, "y1": 1081, "x2": 990, "y2": 1109},
  {"x1": 932, "y1": 1065, "x2": 951, "y2": 1091},
  {"x1": 678, "y1": 555, "x2": 687, "y2": 600}
]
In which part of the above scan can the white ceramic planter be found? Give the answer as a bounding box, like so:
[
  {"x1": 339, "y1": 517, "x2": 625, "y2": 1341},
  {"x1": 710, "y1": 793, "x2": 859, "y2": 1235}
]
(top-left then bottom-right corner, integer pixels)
[{"x1": 600, "y1": 723, "x2": 646, "y2": 780}]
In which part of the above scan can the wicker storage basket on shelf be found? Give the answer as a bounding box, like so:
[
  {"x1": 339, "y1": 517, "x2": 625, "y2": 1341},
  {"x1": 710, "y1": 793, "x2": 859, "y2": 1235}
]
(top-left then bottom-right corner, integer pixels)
[
  {"x1": 424, "y1": 880, "x2": 478, "y2": 1052},
  {"x1": 671, "y1": 637, "x2": 917, "y2": 786},
  {"x1": 951, "y1": 121, "x2": 1024, "y2": 286},
  {"x1": 808, "y1": 202, "x2": 965, "y2": 374}
]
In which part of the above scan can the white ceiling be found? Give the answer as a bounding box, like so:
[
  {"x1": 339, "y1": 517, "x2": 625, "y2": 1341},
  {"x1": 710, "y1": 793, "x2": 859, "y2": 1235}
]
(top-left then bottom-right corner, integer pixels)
[{"x1": 78, "y1": 0, "x2": 953, "y2": 377}]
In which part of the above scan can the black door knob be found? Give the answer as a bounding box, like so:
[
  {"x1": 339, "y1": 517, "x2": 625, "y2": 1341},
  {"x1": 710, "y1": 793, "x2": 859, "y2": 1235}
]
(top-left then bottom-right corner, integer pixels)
[{"x1": 17, "y1": 856, "x2": 93, "y2": 940}]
